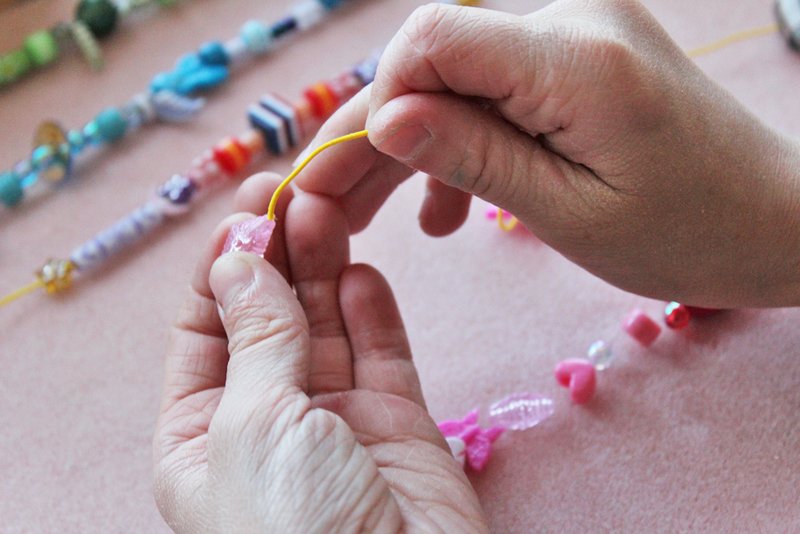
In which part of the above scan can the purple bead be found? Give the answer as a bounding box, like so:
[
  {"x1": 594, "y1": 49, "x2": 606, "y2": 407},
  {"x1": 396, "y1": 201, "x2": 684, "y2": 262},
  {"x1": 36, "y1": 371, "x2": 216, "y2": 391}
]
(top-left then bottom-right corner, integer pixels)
[{"x1": 158, "y1": 174, "x2": 196, "y2": 204}]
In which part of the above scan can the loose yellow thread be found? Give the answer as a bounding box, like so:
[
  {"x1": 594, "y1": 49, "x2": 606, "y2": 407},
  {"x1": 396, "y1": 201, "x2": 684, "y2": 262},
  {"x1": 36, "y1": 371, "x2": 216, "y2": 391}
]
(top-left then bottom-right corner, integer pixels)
[
  {"x1": 267, "y1": 129, "x2": 369, "y2": 220},
  {"x1": 0, "y1": 279, "x2": 45, "y2": 308},
  {"x1": 496, "y1": 208, "x2": 519, "y2": 232},
  {"x1": 687, "y1": 23, "x2": 779, "y2": 58}
]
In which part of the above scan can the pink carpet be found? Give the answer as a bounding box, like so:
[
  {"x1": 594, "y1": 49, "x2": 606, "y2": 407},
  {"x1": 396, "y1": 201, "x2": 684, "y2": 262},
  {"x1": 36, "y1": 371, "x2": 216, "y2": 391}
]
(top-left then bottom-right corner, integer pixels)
[{"x1": 1, "y1": 0, "x2": 798, "y2": 531}]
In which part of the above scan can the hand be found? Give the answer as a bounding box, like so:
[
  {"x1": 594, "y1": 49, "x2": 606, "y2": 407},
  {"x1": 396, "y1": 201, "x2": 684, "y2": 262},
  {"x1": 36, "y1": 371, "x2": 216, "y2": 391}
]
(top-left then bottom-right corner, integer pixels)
[
  {"x1": 153, "y1": 173, "x2": 488, "y2": 533},
  {"x1": 296, "y1": 1, "x2": 800, "y2": 308}
]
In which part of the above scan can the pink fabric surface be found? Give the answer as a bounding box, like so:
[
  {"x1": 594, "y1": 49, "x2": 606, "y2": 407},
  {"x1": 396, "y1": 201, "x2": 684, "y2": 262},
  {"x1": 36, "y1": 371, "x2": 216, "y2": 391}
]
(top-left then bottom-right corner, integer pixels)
[{"x1": 2, "y1": 0, "x2": 799, "y2": 532}]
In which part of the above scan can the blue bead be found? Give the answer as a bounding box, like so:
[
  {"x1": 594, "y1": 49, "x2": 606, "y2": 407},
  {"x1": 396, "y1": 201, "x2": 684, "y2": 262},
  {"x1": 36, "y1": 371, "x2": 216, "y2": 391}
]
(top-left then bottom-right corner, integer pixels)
[
  {"x1": 31, "y1": 145, "x2": 55, "y2": 169},
  {"x1": 0, "y1": 172, "x2": 23, "y2": 206},
  {"x1": 95, "y1": 107, "x2": 128, "y2": 143},
  {"x1": 176, "y1": 53, "x2": 202, "y2": 71},
  {"x1": 241, "y1": 20, "x2": 272, "y2": 54},
  {"x1": 317, "y1": 0, "x2": 343, "y2": 9},
  {"x1": 199, "y1": 41, "x2": 229, "y2": 65},
  {"x1": 67, "y1": 130, "x2": 86, "y2": 153},
  {"x1": 151, "y1": 71, "x2": 178, "y2": 93},
  {"x1": 175, "y1": 65, "x2": 229, "y2": 94}
]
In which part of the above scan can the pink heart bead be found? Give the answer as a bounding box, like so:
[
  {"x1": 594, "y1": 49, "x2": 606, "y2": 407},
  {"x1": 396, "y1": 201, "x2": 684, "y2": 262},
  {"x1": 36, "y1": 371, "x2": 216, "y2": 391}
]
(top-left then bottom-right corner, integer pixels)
[{"x1": 554, "y1": 358, "x2": 597, "y2": 405}]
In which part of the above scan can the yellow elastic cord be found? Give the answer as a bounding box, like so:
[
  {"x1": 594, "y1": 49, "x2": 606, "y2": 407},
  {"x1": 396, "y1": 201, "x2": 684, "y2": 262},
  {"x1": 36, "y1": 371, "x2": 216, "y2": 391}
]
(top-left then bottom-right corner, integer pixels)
[
  {"x1": 0, "y1": 279, "x2": 45, "y2": 308},
  {"x1": 496, "y1": 208, "x2": 519, "y2": 232},
  {"x1": 267, "y1": 129, "x2": 369, "y2": 220},
  {"x1": 687, "y1": 23, "x2": 779, "y2": 58}
]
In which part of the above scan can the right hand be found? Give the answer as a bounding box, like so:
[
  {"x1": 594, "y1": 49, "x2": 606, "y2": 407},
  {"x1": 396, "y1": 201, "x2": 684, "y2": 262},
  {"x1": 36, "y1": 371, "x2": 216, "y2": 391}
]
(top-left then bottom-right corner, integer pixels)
[{"x1": 297, "y1": 0, "x2": 800, "y2": 308}]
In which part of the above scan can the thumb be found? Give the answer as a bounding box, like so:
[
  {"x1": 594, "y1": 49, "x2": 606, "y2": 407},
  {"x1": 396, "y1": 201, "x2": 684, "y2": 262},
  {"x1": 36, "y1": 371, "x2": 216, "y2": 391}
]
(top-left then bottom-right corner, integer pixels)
[
  {"x1": 367, "y1": 92, "x2": 574, "y2": 221},
  {"x1": 210, "y1": 252, "x2": 310, "y2": 398}
]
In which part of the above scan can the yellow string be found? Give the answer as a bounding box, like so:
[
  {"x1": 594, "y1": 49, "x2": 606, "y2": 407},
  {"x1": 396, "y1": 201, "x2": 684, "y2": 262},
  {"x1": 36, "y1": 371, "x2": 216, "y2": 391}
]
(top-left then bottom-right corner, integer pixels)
[
  {"x1": 496, "y1": 207, "x2": 519, "y2": 232},
  {"x1": 0, "y1": 279, "x2": 44, "y2": 308},
  {"x1": 267, "y1": 129, "x2": 369, "y2": 220},
  {"x1": 686, "y1": 23, "x2": 779, "y2": 58}
]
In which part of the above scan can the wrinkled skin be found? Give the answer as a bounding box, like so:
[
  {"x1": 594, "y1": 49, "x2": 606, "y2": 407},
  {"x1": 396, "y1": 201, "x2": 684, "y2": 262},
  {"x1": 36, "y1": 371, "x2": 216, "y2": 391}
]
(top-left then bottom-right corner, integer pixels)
[
  {"x1": 298, "y1": 0, "x2": 800, "y2": 307},
  {"x1": 154, "y1": 174, "x2": 488, "y2": 533},
  {"x1": 155, "y1": 1, "x2": 800, "y2": 531}
]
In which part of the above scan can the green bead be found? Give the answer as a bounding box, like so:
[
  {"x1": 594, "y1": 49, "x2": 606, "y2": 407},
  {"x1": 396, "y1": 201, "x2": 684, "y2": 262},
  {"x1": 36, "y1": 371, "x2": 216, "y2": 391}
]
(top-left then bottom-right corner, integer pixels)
[
  {"x1": 0, "y1": 172, "x2": 24, "y2": 207},
  {"x1": 94, "y1": 108, "x2": 128, "y2": 142},
  {"x1": 157, "y1": 0, "x2": 178, "y2": 6},
  {"x1": 23, "y1": 30, "x2": 59, "y2": 67},
  {"x1": 0, "y1": 49, "x2": 32, "y2": 85},
  {"x1": 75, "y1": 0, "x2": 119, "y2": 39}
]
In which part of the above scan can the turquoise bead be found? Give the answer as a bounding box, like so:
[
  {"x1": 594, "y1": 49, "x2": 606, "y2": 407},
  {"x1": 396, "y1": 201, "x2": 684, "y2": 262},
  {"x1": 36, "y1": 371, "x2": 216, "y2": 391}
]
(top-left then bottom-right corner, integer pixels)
[
  {"x1": 67, "y1": 129, "x2": 86, "y2": 153},
  {"x1": 0, "y1": 172, "x2": 23, "y2": 207},
  {"x1": 31, "y1": 145, "x2": 55, "y2": 169},
  {"x1": 94, "y1": 108, "x2": 128, "y2": 142},
  {"x1": 241, "y1": 21, "x2": 272, "y2": 54},
  {"x1": 199, "y1": 41, "x2": 229, "y2": 66}
]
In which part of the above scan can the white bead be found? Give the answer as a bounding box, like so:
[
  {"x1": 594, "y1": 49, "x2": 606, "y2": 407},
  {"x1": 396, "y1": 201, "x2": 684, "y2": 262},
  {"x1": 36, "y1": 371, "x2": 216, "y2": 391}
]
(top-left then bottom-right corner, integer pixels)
[
  {"x1": 587, "y1": 340, "x2": 615, "y2": 371},
  {"x1": 445, "y1": 436, "x2": 466, "y2": 467},
  {"x1": 223, "y1": 37, "x2": 250, "y2": 65},
  {"x1": 291, "y1": 0, "x2": 326, "y2": 30}
]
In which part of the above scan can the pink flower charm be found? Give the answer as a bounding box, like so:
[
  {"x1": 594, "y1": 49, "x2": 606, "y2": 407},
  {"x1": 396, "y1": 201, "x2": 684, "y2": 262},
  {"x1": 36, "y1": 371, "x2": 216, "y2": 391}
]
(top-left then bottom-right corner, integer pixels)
[
  {"x1": 438, "y1": 409, "x2": 504, "y2": 472},
  {"x1": 222, "y1": 215, "x2": 276, "y2": 256}
]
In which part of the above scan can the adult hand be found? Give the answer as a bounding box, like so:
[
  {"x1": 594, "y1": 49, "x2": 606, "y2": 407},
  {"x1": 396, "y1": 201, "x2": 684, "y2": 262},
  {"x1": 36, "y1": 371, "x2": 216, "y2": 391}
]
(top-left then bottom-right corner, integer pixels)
[
  {"x1": 153, "y1": 173, "x2": 487, "y2": 532},
  {"x1": 297, "y1": 1, "x2": 800, "y2": 307}
]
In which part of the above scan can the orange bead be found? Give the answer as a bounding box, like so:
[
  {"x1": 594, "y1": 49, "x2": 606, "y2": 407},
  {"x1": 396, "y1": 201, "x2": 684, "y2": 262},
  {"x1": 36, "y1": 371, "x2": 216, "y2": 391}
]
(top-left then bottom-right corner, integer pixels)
[{"x1": 213, "y1": 137, "x2": 251, "y2": 175}]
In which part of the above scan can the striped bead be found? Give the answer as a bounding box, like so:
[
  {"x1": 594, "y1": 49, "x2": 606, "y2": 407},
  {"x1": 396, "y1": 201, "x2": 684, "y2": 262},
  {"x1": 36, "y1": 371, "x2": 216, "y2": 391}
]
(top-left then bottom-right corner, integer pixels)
[
  {"x1": 69, "y1": 202, "x2": 164, "y2": 271},
  {"x1": 303, "y1": 82, "x2": 339, "y2": 119},
  {"x1": 212, "y1": 137, "x2": 251, "y2": 174},
  {"x1": 249, "y1": 93, "x2": 303, "y2": 156},
  {"x1": 271, "y1": 16, "x2": 298, "y2": 39}
]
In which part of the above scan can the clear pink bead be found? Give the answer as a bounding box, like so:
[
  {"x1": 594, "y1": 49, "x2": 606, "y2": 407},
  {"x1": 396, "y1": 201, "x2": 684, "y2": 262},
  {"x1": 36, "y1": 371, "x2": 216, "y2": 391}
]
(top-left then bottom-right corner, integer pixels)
[
  {"x1": 222, "y1": 216, "x2": 276, "y2": 256},
  {"x1": 489, "y1": 393, "x2": 555, "y2": 431}
]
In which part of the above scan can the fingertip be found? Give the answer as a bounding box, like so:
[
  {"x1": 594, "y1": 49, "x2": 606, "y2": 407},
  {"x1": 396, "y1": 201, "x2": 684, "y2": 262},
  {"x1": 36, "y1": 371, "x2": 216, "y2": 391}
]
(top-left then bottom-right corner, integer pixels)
[
  {"x1": 233, "y1": 172, "x2": 284, "y2": 214},
  {"x1": 418, "y1": 176, "x2": 471, "y2": 237}
]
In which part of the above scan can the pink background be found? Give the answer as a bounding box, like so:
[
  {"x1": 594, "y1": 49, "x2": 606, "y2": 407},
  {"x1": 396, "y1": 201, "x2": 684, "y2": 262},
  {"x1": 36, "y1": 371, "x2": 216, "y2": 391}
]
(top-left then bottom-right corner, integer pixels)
[{"x1": 2, "y1": 0, "x2": 799, "y2": 531}]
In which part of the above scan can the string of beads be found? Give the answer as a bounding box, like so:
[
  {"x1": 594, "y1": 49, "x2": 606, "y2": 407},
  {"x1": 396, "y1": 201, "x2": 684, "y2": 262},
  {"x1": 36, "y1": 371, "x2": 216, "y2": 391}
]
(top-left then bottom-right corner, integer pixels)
[
  {"x1": 0, "y1": 51, "x2": 380, "y2": 307},
  {"x1": 0, "y1": 0, "x2": 357, "y2": 210},
  {"x1": 1, "y1": 0, "x2": 182, "y2": 87}
]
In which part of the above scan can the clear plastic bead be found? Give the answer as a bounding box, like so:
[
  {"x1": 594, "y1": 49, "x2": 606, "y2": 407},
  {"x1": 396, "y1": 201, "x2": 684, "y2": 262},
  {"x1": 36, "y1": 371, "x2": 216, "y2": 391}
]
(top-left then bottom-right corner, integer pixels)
[
  {"x1": 587, "y1": 340, "x2": 614, "y2": 370},
  {"x1": 489, "y1": 392, "x2": 555, "y2": 431}
]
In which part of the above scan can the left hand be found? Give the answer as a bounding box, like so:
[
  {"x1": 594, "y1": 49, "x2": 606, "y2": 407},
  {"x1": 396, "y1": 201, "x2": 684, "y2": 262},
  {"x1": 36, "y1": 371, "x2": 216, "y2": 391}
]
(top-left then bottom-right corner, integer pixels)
[{"x1": 153, "y1": 173, "x2": 488, "y2": 532}]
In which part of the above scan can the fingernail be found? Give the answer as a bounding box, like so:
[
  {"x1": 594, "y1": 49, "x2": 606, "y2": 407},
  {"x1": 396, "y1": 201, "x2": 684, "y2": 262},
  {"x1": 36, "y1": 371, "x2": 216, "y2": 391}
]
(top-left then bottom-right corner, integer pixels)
[
  {"x1": 211, "y1": 254, "x2": 255, "y2": 307},
  {"x1": 376, "y1": 124, "x2": 432, "y2": 163}
]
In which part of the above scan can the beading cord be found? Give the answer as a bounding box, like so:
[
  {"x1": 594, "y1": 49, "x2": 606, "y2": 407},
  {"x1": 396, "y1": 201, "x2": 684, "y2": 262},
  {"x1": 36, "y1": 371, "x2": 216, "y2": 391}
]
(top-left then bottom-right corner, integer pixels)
[
  {"x1": 490, "y1": 21, "x2": 783, "y2": 233},
  {"x1": 0, "y1": 0, "x2": 359, "y2": 210},
  {"x1": 0, "y1": 0, "x2": 183, "y2": 87},
  {"x1": 0, "y1": 51, "x2": 382, "y2": 308}
]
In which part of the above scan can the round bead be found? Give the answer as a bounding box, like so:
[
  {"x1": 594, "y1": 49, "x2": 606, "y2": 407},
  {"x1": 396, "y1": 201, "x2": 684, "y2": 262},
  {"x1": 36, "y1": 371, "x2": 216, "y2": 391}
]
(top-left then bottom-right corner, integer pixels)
[
  {"x1": 75, "y1": 0, "x2": 119, "y2": 39},
  {"x1": 31, "y1": 145, "x2": 56, "y2": 169},
  {"x1": 199, "y1": 41, "x2": 229, "y2": 66},
  {"x1": 587, "y1": 340, "x2": 615, "y2": 370},
  {"x1": 23, "y1": 30, "x2": 59, "y2": 67},
  {"x1": 622, "y1": 309, "x2": 662, "y2": 347},
  {"x1": 0, "y1": 49, "x2": 33, "y2": 85},
  {"x1": 664, "y1": 302, "x2": 691, "y2": 329},
  {"x1": 240, "y1": 20, "x2": 272, "y2": 54},
  {"x1": 94, "y1": 108, "x2": 128, "y2": 142},
  {"x1": 0, "y1": 172, "x2": 23, "y2": 207},
  {"x1": 212, "y1": 137, "x2": 251, "y2": 174}
]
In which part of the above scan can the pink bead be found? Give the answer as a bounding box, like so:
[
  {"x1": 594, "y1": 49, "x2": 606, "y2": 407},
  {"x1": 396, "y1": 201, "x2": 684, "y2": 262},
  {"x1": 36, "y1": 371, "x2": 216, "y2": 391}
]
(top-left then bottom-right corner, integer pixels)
[
  {"x1": 622, "y1": 309, "x2": 661, "y2": 346},
  {"x1": 222, "y1": 215, "x2": 276, "y2": 256},
  {"x1": 554, "y1": 358, "x2": 596, "y2": 405},
  {"x1": 437, "y1": 410, "x2": 504, "y2": 472}
]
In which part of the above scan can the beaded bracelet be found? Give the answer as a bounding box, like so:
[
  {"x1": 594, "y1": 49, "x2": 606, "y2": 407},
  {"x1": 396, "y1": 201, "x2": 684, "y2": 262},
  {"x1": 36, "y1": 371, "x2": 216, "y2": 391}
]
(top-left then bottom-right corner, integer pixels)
[
  {"x1": 0, "y1": 51, "x2": 381, "y2": 306},
  {"x1": 1, "y1": 0, "x2": 181, "y2": 86},
  {"x1": 436, "y1": 303, "x2": 722, "y2": 471},
  {"x1": 0, "y1": 0, "x2": 359, "y2": 210}
]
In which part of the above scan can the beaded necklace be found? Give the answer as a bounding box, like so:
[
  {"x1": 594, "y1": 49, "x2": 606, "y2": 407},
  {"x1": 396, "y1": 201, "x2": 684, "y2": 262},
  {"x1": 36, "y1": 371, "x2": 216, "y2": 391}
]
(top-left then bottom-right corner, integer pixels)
[
  {"x1": 0, "y1": 0, "x2": 357, "y2": 210},
  {"x1": 1, "y1": 0, "x2": 183, "y2": 87},
  {"x1": 0, "y1": 51, "x2": 380, "y2": 306}
]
